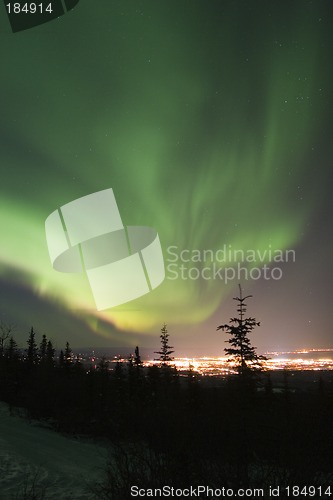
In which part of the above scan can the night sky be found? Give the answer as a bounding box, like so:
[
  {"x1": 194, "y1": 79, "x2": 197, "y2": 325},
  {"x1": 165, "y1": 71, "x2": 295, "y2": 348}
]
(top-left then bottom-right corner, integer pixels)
[{"x1": 0, "y1": 0, "x2": 332, "y2": 354}]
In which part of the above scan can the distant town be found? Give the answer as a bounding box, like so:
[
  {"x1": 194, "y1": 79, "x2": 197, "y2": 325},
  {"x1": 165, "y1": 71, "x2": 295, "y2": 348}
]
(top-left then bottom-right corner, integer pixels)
[{"x1": 71, "y1": 347, "x2": 333, "y2": 375}]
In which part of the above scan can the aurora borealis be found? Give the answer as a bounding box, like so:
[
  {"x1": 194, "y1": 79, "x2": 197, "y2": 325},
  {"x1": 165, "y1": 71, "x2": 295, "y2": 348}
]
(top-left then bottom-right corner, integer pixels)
[{"x1": 0, "y1": 0, "x2": 332, "y2": 352}]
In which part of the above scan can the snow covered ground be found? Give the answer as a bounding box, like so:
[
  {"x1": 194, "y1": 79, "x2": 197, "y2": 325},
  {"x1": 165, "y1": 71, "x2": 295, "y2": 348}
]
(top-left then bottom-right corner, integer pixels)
[{"x1": 0, "y1": 403, "x2": 108, "y2": 499}]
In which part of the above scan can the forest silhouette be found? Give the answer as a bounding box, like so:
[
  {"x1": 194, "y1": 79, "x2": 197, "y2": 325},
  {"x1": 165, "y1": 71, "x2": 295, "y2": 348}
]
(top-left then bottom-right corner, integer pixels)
[{"x1": 0, "y1": 292, "x2": 332, "y2": 499}]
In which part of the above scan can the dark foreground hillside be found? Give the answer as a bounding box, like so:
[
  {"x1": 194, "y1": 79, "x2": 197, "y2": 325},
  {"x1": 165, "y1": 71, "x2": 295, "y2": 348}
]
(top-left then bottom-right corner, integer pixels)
[{"x1": 1, "y1": 350, "x2": 333, "y2": 499}]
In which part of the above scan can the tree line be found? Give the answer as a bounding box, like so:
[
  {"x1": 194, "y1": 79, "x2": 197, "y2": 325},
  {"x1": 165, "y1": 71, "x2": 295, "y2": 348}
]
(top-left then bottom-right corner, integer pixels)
[{"x1": 0, "y1": 289, "x2": 333, "y2": 498}]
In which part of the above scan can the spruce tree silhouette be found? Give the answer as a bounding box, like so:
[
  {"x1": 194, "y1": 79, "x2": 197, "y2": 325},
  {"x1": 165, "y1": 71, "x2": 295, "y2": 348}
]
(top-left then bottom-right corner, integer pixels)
[
  {"x1": 134, "y1": 346, "x2": 143, "y2": 368},
  {"x1": 26, "y1": 327, "x2": 38, "y2": 366},
  {"x1": 217, "y1": 285, "x2": 267, "y2": 380},
  {"x1": 154, "y1": 324, "x2": 174, "y2": 366}
]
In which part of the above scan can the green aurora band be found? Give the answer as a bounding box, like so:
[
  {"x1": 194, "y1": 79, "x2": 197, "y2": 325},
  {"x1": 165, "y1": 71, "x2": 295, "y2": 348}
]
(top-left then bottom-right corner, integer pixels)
[{"x1": 0, "y1": 1, "x2": 331, "y2": 340}]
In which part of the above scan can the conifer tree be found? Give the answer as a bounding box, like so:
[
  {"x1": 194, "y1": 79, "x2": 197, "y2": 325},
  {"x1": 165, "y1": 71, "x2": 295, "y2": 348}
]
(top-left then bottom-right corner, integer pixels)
[
  {"x1": 5, "y1": 336, "x2": 19, "y2": 362},
  {"x1": 134, "y1": 346, "x2": 143, "y2": 368},
  {"x1": 154, "y1": 324, "x2": 174, "y2": 365},
  {"x1": 129, "y1": 347, "x2": 143, "y2": 394},
  {"x1": 217, "y1": 285, "x2": 266, "y2": 378},
  {"x1": 46, "y1": 340, "x2": 55, "y2": 366},
  {"x1": 39, "y1": 334, "x2": 47, "y2": 362},
  {"x1": 64, "y1": 341, "x2": 72, "y2": 366},
  {"x1": 26, "y1": 327, "x2": 38, "y2": 365}
]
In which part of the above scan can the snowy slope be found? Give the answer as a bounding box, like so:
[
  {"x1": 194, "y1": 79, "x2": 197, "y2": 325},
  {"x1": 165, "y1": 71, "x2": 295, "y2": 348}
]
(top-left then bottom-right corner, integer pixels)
[{"x1": 0, "y1": 403, "x2": 108, "y2": 499}]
